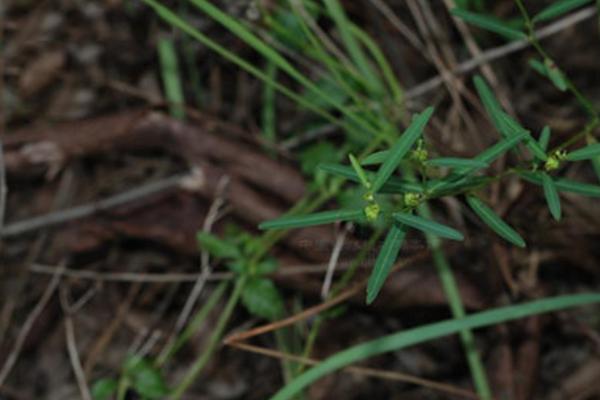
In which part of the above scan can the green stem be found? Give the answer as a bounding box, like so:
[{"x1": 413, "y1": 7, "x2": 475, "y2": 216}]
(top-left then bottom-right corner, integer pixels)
[{"x1": 170, "y1": 275, "x2": 247, "y2": 399}]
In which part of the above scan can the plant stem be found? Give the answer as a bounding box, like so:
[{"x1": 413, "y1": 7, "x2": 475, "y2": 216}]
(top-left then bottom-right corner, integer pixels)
[{"x1": 170, "y1": 275, "x2": 247, "y2": 399}]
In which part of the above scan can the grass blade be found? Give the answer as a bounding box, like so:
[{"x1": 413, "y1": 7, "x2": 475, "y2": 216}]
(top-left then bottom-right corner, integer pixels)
[
  {"x1": 532, "y1": 0, "x2": 594, "y2": 23},
  {"x1": 261, "y1": 61, "x2": 277, "y2": 146},
  {"x1": 393, "y1": 213, "x2": 464, "y2": 241},
  {"x1": 259, "y1": 209, "x2": 364, "y2": 230},
  {"x1": 466, "y1": 195, "x2": 526, "y2": 247},
  {"x1": 371, "y1": 107, "x2": 434, "y2": 193},
  {"x1": 366, "y1": 223, "x2": 407, "y2": 304},
  {"x1": 426, "y1": 157, "x2": 488, "y2": 170},
  {"x1": 541, "y1": 173, "x2": 562, "y2": 220},
  {"x1": 158, "y1": 36, "x2": 185, "y2": 119},
  {"x1": 538, "y1": 126, "x2": 551, "y2": 151},
  {"x1": 452, "y1": 9, "x2": 527, "y2": 40},
  {"x1": 565, "y1": 143, "x2": 600, "y2": 161},
  {"x1": 270, "y1": 293, "x2": 600, "y2": 400}
]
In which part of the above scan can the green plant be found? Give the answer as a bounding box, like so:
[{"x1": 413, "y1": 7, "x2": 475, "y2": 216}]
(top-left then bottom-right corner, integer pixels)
[{"x1": 141, "y1": 0, "x2": 600, "y2": 399}]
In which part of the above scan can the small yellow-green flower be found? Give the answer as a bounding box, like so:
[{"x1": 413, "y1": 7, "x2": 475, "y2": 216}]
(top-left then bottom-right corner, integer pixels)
[
  {"x1": 544, "y1": 150, "x2": 567, "y2": 171},
  {"x1": 364, "y1": 203, "x2": 381, "y2": 221},
  {"x1": 404, "y1": 192, "x2": 422, "y2": 207}
]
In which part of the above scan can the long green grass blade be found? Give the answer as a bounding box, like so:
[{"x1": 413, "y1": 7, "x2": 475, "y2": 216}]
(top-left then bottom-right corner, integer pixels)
[
  {"x1": 259, "y1": 209, "x2": 364, "y2": 230},
  {"x1": 541, "y1": 173, "x2": 562, "y2": 220},
  {"x1": 520, "y1": 172, "x2": 600, "y2": 197},
  {"x1": 538, "y1": 126, "x2": 551, "y2": 151},
  {"x1": 371, "y1": 107, "x2": 434, "y2": 193},
  {"x1": 323, "y1": 0, "x2": 383, "y2": 95},
  {"x1": 261, "y1": 61, "x2": 277, "y2": 146},
  {"x1": 427, "y1": 157, "x2": 488, "y2": 169},
  {"x1": 466, "y1": 195, "x2": 526, "y2": 247},
  {"x1": 158, "y1": 36, "x2": 185, "y2": 119},
  {"x1": 565, "y1": 143, "x2": 600, "y2": 161},
  {"x1": 452, "y1": 9, "x2": 527, "y2": 40},
  {"x1": 366, "y1": 223, "x2": 407, "y2": 304},
  {"x1": 393, "y1": 212, "x2": 464, "y2": 241},
  {"x1": 532, "y1": 0, "x2": 594, "y2": 23},
  {"x1": 143, "y1": 0, "x2": 337, "y2": 125},
  {"x1": 179, "y1": 0, "x2": 380, "y2": 140},
  {"x1": 270, "y1": 293, "x2": 600, "y2": 400}
]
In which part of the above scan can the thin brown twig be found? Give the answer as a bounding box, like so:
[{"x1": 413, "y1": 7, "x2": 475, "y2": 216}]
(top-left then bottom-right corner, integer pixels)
[
  {"x1": 229, "y1": 341, "x2": 479, "y2": 400},
  {"x1": 0, "y1": 263, "x2": 64, "y2": 386},
  {"x1": 405, "y1": 6, "x2": 597, "y2": 99},
  {"x1": 59, "y1": 284, "x2": 92, "y2": 400},
  {"x1": 224, "y1": 250, "x2": 431, "y2": 345},
  {"x1": 28, "y1": 261, "x2": 362, "y2": 283},
  {"x1": 0, "y1": 141, "x2": 6, "y2": 232},
  {"x1": 0, "y1": 173, "x2": 190, "y2": 237}
]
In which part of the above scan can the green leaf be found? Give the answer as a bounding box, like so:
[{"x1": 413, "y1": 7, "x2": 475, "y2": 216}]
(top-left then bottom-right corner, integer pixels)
[
  {"x1": 349, "y1": 153, "x2": 370, "y2": 188},
  {"x1": 452, "y1": 9, "x2": 527, "y2": 40},
  {"x1": 366, "y1": 223, "x2": 407, "y2": 304},
  {"x1": 426, "y1": 157, "x2": 488, "y2": 170},
  {"x1": 241, "y1": 278, "x2": 285, "y2": 320},
  {"x1": 466, "y1": 195, "x2": 526, "y2": 247},
  {"x1": 361, "y1": 150, "x2": 389, "y2": 166},
  {"x1": 371, "y1": 107, "x2": 434, "y2": 193},
  {"x1": 157, "y1": 36, "x2": 185, "y2": 120},
  {"x1": 197, "y1": 232, "x2": 241, "y2": 259},
  {"x1": 319, "y1": 163, "x2": 427, "y2": 193},
  {"x1": 393, "y1": 212, "x2": 464, "y2": 241},
  {"x1": 91, "y1": 378, "x2": 118, "y2": 400},
  {"x1": 529, "y1": 58, "x2": 547, "y2": 75},
  {"x1": 473, "y1": 75, "x2": 505, "y2": 132},
  {"x1": 565, "y1": 143, "x2": 600, "y2": 161},
  {"x1": 541, "y1": 173, "x2": 562, "y2": 220},
  {"x1": 538, "y1": 126, "x2": 551, "y2": 151},
  {"x1": 544, "y1": 58, "x2": 568, "y2": 91},
  {"x1": 269, "y1": 293, "x2": 600, "y2": 400},
  {"x1": 520, "y1": 172, "x2": 600, "y2": 197},
  {"x1": 473, "y1": 130, "x2": 528, "y2": 165},
  {"x1": 124, "y1": 356, "x2": 170, "y2": 399},
  {"x1": 259, "y1": 208, "x2": 364, "y2": 230},
  {"x1": 532, "y1": 0, "x2": 594, "y2": 23},
  {"x1": 499, "y1": 112, "x2": 548, "y2": 160},
  {"x1": 299, "y1": 142, "x2": 341, "y2": 175}
]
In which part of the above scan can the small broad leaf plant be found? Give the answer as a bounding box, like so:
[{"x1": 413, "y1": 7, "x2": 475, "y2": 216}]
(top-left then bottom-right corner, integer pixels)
[
  {"x1": 197, "y1": 227, "x2": 285, "y2": 320},
  {"x1": 260, "y1": 76, "x2": 600, "y2": 305}
]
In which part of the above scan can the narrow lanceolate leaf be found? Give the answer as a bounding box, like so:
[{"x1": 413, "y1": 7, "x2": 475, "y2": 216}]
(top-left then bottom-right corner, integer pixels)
[
  {"x1": 349, "y1": 154, "x2": 370, "y2": 188},
  {"x1": 473, "y1": 131, "x2": 528, "y2": 165},
  {"x1": 197, "y1": 232, "x2": 240, "y2": 259},
  {"x1": 538, "y1": 126, "x2": 551, "y2": 151},
  {"x1": 520, "y1": 172, "x2": 600, "y2": 197},
  {"x1": 533, "y1": 0, "x2": 594, "y2": 23},
  {"x1": 393, "y1": 213, "x2": 464, "y2": 241},
  {"x1": 473, "y1": 75, "x2": 505, "y2": 131},
  {"x1": 452, "y1": 9, "x2": 527, "y2": 40},
  {"x1": 466, "y1": 195, "x2": 526, "y2": 247},
  {"x1": 361, "y1": 150, "x2": 389, "y2": 166},
  {"x1": 259, "y1": 209, "x2": 364, "y2": 230},
  {"x1": 318, "y1": 163, "x2": 426, "y2": 193},
  {"x1": 426, "y1": 157, "x2": 488, "y2": 170},
  {"x1": 499, "y1": 112, "x2": 547, "y2": 160},
  {"x1": 544, "y1": 59, "x2": 568, "y2": 91},
  {"x1": 371, "y1": 107, "x2": 434, "y2": 193},
  {"x1": 565, "y1": 143, "x2": 600, "y2": 161},
  {"x1": 366, "y1": 223, "x2": 407, "y2": 304},
  {"x1": 541, "y1": 173, "x2": 562, "y2": 221}
]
